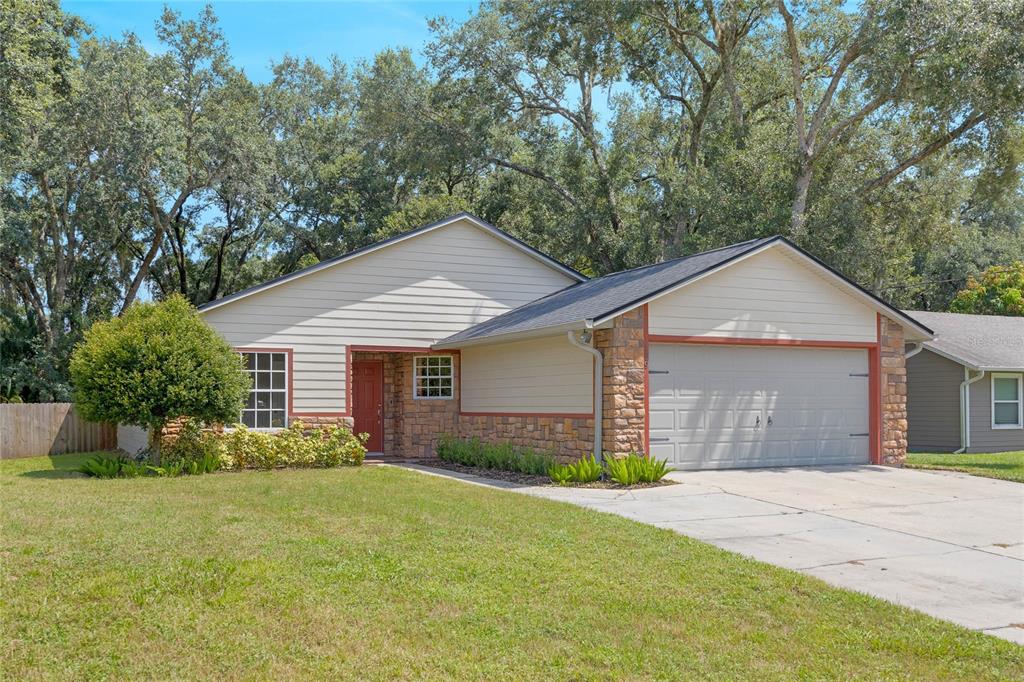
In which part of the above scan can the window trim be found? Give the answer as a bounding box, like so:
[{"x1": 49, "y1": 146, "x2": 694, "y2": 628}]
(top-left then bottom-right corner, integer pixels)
[
  {"x1": 239, "y1": 350, "x2": 290, "y2": 430},
  {"x1": 413, "y1": 354, "x2": 454, "y2": 400},
  {"x1": 991, "y1": 372, "x2": 1023, "y2": 430}
]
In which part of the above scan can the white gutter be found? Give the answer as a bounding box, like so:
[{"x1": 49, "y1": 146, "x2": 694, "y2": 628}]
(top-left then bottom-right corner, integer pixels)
[
  {"x1": 905, "y1": 342, "x2": 924, "y2": 360},
  {"x1": 955, "y1": 367, "x2": 986, "y2": 453},
  {"x1": 567, "y1": 330, "x2": 603, "y2": 462}
]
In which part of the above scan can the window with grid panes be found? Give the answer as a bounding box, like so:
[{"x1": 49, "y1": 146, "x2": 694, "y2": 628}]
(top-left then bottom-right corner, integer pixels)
[
  {"x1": 414, "y1": 355, "x2": 453, "y2": 399},
  {"x1": 240, "y1": 351, "x2": 287, "y2": 428}
]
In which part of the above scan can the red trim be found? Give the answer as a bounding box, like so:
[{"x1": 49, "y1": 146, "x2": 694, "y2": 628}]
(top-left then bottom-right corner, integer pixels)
[
  {"x1": 645, "y1": 329, "x2": 883, "y2": 463},
  {"x1": 235, "y1": 346, "x2": 350, "y2": 418},
  {"x1": 349, "y1": 345, "x2": 435, "y2": 353},
  {"x1": 647, "y1": 334, "x2": 877, "y2": 349},
  {"x1": 459, "y1": 411, "x2": 593, "y2": 419},
  {"x1": 642, "y1": 304, "x2": 650, "y2": 455}
]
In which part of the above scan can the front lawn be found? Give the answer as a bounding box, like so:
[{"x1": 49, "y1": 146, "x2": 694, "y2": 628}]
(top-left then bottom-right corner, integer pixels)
[
  {"x1": 906, "y1": 450, "x2": 1024, "y2": 483},
  {"x1": 2, "y1": 454, "x2": 1021, "y2": 679}
]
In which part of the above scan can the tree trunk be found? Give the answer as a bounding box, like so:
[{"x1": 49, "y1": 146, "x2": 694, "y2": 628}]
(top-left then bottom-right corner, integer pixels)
[
  {"x1": 791, "y1": 160, "x2": 813, "y2": 236},
  {"x1": 147, "y1": 424, "x2": 163, "y2": 464}
]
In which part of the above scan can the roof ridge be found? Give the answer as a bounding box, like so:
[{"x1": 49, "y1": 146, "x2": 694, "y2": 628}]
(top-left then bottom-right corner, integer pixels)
[
  {"x1": 198, "y1": 212, "x2": 584, "y2": 312},
  {"x1": 589, "y1": 235, "x2": 777, "y2": 281},
  {"x1": 905, "y1": 309, "x2": 1024, "y2": 322}
]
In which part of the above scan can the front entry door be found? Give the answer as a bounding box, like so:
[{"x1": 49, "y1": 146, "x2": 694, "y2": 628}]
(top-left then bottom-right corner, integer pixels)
[{"x1": 352, "y1": 360, "x2": 383, "y2": 452}]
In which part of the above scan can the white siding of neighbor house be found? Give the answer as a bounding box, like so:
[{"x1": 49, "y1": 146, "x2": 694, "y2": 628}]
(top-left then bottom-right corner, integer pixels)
[
  {"x1": 969, "y1": 373, "x2": 1024, "y2": 453},
  {"x1": 201, "y1": 219, "x2": 577, "y2": 414},
  {"x1": 907, "y1": 349, "x2": 963, "y2": 452},
  {"x1": 460, "y1": 334, "x2": 593, "y2": 414},
  {"x1": 648, "y1": 246, "x2": 878, "y2": 342},
  {"x1": 118, "y1": 424, "x2": 149, "y2": 456}
]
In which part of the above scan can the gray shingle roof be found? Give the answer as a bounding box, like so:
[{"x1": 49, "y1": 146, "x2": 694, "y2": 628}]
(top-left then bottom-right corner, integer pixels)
[
  {"x1": 904, "y1": 311, "x2": 1024, "y2": 370},
  {"x1": 436, "y1": 236, "x2": 780, "y2": 346}
]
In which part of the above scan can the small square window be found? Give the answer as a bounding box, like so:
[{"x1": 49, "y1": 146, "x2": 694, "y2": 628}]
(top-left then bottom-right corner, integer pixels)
[{"x1": 414, "y1": 355, "x2": 453, "y2": 399}]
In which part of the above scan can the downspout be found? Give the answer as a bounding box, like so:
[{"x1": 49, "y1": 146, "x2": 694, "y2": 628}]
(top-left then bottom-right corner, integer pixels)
[
  {"x1": 567, "y1": 329, "x2": 603, "y2": 462},
  {"x1": 955, "y1": 367, "x2": 986, "y2": 454}
]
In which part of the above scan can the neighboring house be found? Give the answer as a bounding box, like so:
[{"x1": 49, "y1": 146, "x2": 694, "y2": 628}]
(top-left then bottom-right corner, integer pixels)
[
  {"x1": 197, "y1": 212, "x2": 933, "y2": 469},
  {"x1": 904, "y1": 311, "x2": 1024, "y2": 453}
]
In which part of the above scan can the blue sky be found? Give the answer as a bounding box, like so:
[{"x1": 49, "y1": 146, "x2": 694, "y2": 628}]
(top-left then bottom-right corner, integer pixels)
[{"x1": 65, "y1": 1, "x2": 477, "y2": 81}]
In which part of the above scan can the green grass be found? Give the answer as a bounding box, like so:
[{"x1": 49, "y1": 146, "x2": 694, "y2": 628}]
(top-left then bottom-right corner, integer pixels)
[
  {"x1": 2, "y1": 453, "x2": 1021, "y2": 680},
  {"x1": 906, "y1": 451, "x2": 1024, "y2": 483}
]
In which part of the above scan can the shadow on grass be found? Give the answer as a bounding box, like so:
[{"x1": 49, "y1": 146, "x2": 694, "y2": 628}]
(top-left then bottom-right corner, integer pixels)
[{"x1": 16, "y1": 452, "x2": 105, "y2": 479}]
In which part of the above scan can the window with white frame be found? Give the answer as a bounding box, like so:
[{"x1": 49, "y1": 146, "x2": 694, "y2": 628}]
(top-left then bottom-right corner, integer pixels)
[
  {"x1": 414, "y1": 355, "x2": 453, "y2": 399},
  {"x1": 992, "y1": 373, "x2": 1023, "y2": 429},
  {"x1": 240, "y1": 351, "x2": 288, "y2": 428}
]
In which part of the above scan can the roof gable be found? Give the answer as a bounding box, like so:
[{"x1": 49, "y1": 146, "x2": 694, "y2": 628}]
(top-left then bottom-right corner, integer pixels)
[
  {"x1": 436, "y1": 237, "x2": 933, "y2": 347},
  {"x1": 198, "y1": 212, "x2": 585, "y2": 313}
]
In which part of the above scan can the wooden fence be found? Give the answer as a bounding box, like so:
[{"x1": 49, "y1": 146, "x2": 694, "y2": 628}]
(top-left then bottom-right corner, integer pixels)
[{"x1": 0, "y1": 403, "x2": 116, "y2": 459}]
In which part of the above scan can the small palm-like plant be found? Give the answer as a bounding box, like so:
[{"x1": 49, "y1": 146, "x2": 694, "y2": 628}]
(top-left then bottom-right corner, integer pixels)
[
  {"x1": 606, "y1": 454, "x2": 641, "y2": 486},
  {"x1": 78, "y1": 454, "x2": 137, "y2": 478},
  {"x1": 566, "y1": 454, "x2": 603, "y2": 483},
  {"x1": 606, "y1": 453, "x2": 670, "y2": 485},
  {"x1": 548, "y1": 463, "x2": 573, "y2": 486}
]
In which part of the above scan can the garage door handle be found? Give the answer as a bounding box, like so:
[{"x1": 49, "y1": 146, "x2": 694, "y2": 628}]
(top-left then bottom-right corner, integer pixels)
[
  {"x1": 849, "y1": 433, "x2": 869, "y2": 437},
  {"x1": 648, "y1": 369, "x2": 669, "y2": 374},
  {"x1": 849, "y1": 373, "x2": 869, "y2": 377},
  {"x1": 649, "y1": 437, "x2": 670, "y2": 443}
]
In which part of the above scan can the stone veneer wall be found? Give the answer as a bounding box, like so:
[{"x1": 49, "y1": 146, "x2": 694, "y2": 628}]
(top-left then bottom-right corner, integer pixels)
[
  {"x1": 593, "y1": 308, "x2": 647, "y2": 456},
  {"x1": 879, "y1": 315, "x2": 908, "y2": 466},
  {"x1": 391, "y1": 352, "x2": 459, "y2": 457},
  {"x1": 457, "y1": 414, "x2": 594, "y2": 462}
]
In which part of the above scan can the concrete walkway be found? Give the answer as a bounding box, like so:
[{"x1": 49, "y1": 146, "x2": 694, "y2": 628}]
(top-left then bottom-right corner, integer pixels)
[{"x1": 403, "y1": 463, "x2": 1024, "y2": 644}]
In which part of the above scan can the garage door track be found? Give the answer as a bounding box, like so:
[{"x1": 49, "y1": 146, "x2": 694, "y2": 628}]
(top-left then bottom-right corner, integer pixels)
[{"x1": 521, "y1": 465, "x2": 1024, "y2": 643}]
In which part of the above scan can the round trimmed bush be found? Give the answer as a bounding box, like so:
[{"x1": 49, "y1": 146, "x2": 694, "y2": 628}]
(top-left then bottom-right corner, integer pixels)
[{"x1": 70, "y1": 294, "x2": 249, "y2": 457}]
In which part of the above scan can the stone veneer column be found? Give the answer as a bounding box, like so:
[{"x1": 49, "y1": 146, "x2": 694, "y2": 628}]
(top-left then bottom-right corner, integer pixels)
[
  {"x1": 593, "y1": 308, "x2": 647, "y2": 456},
  {"x1": 879, "y1": 315, "x2": 907, "y2": 465}
]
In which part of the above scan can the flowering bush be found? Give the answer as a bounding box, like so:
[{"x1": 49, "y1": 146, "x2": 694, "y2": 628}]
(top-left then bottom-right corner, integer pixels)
[{"x1": 218, "y1": 421, "x2": 367, "y2": 470}]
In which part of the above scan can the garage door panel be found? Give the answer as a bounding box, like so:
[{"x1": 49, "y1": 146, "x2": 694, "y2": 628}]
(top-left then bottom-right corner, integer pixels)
[
  {"x1": 675, "y1": 408, "x2": 704, "y2": 430},
  {"x1": 648, "y1": 409, "x2": 675, "y2": 431},
  {"x1": 649, "y1": 344, "x2": 870, "y2": 470}
]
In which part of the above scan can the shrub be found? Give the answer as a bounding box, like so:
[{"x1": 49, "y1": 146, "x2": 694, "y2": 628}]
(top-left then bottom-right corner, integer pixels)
[
  {"x1": 566, "y1": 454, "x2": 602, "y2": 483},
  {"x1": 548, "y1": 463, "x2": 573, "y2": 486},
  {"x1": 220, "y1": 426, "x2": 279, "y2": 470},
  {"x1": 314, "y1": 424, "x2": 368, "y2": 467},
  {"x1": 78, "y1": 454, "x2": 143, "y2": 479},
  {"x1": 218, "y1": 421, "x2": 367, "y2": 471},
  {"x1": 606, "y1": 453, "x2": 670, "y2": 485},
  {"x1": 161, "y1": 419, "x2": 223, "y2": 474},
  {"x1": 636, "y1": 455, "x2": 669, "y2": 483},
  {"x1": 436, "y1": 435, "x2": 554, "y2": 475},
  {"x1": 69, "y1": 295, "x2": 250, "y2": 462},
  {"x1": 606, "y1": 454, "x2": 642, "y2": 486}
]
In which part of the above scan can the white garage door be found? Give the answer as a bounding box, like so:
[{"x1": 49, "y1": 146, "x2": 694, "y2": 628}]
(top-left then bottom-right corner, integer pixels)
[{"x1": 649, "y1": 344, "x2": 870, "y2": 469}]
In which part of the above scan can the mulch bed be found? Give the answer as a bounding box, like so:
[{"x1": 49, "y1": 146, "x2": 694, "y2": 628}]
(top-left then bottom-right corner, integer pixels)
[{"x1": 414, "y1": 458, "x2": 678, "y2": 489}]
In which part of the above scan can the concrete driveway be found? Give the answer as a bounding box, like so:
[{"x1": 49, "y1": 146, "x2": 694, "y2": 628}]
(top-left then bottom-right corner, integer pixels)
[{"x1": 409, "y1": 463, "x2": 1024, "y2": 643}]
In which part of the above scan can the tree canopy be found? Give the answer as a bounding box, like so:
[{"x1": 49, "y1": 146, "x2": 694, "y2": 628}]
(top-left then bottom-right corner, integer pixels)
[
  {"x1": 3, "y1": 0, "x2": 1023, "y2": 400},
  {"x1": 950, "y1": 262, "x2": 1024, "y2": 316}
]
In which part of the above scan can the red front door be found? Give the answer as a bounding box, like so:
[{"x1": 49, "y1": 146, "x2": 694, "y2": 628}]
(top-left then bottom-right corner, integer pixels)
[{"x1": 352, "y1": 360, "x2": 384, "y2": 452}]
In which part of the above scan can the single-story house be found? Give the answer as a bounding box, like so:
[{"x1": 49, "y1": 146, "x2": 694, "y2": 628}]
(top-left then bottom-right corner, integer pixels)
[
  {"x1": 197, "y1": 212, "x2": 933, "y2": 469},
  {"x1": 904, "y1": 311, "x2": 1023, "y2": 453}
]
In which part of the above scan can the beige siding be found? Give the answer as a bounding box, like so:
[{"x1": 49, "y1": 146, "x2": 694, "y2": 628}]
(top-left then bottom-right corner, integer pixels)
[
  {"x1": 648, "y1": 247, "x2": 877, "y2": 342},
  {"x1": 202, "y1": 219, "x2": 576, "y2": 413},
  {"x1": 461, "y1": 335, "x2": 593, "y2": 414},
  {"x1": 906, "y1": 349, "x2": 963, "y2": 452},
  {"x1": 969, "y1": 373, "x2": 1024, "y2": 453}
]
